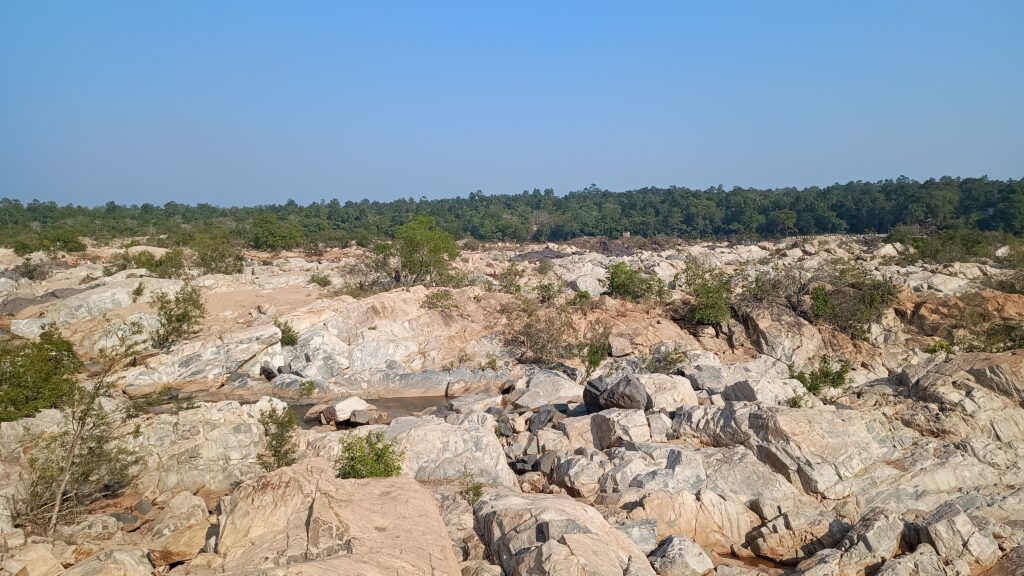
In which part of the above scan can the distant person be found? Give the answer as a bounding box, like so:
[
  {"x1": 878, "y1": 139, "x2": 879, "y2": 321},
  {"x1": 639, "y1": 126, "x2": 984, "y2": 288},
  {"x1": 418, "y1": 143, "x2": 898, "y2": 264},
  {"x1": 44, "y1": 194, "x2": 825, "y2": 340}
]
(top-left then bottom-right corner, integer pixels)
[{"x1": 394, "y1": 268, "x2": 402, "y2": 285}]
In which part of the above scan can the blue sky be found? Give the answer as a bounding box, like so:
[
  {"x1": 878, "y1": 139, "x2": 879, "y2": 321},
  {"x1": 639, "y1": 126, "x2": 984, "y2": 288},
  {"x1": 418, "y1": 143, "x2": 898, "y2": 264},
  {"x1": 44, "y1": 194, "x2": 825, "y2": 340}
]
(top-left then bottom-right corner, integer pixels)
[{"x1": 1, "y1": 1, "x2": 1021, "y2": 206}]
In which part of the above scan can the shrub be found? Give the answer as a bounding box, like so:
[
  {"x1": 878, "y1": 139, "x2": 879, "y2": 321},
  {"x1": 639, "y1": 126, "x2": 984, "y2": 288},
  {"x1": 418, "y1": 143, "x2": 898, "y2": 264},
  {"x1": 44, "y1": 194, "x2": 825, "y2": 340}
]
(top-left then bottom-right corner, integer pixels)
[
  {"x1": 299, "y1": 380, "x2": 317, "y2": 398},
  {"x1": 807, "y1": 263, "x2": 897, "y2": 340},
  {"x1": 681, "y1": 258, "x2": 733, "y2": 327},
  {"x1": 495, "y1": 262, "x2": 525, "y2": 294},
  {"x1": 924, "y1": 339, "x2": 954, "y2": 354},
  {"x1": 14, "y1": 261, "x2": 48, "y2": 281},
  {"x1": 0, "y1": 327, "x2": 82, "y2": 422},
  {"x1": 151, "y1": 285, "x2": 206, "y2": 349},
  {"x1": 13, "y1": 238, "x2": 42, "y2": 256},
  {"x1": 534, "y1": 281, "x2": 562, "y2": 305},
  {"x1": 131, "y1": 282, "x2": 145, "y2": 303},
  {"x1": 247, "y1": 213, "x2": 304, "y2": 251},
  {"x1": 568, "y1": 290, "x2": 592, "y2": 307},
  {"x1": 459, "y1": 471, "x2": 484, "y2": 506},
  {"x1": 737, "y1": 266, "x2": 801, "y2": 310},
  {"x1": 191, "y1": 227, "x2": 245, "y2": 275},
  {"x1": 394, "y1": 216, "x2": 460, "y2": 285},
  {"x1": 643, "y1": 346, "x2": 686, "y2": 374},
  {"x1": 334, "y1": 243, "x2": 394, "y2": 297},
  {"x1": 535, "y1": 258, "x2": 555, "y2": 275},
  {"x1": 604, "y1": 262, "x2": 666, "y2": 303},
  {"x1": 423, "y1": 289, "x2": 456, "y2": 311},
  {"x1": 790, "y1": 356, "x2": 849, "y2": 396},
  {"x1": 40, "y1": 227, "x2": 86, "y2": 253},
  {"x1": 336, "y1": 431, "x2": 405, "y2": 479},
  {"x1": 276, "y1": 320, "x2": 299, "y2": 347},
  {"x1": 309, "y1": 273, "x2": 332, "y2": 287},
  {"x1": 106, "y1": 249, "x2": 187, "y2": 279},
  {"x1": 257, "y1": 406, "x2": 299, "y2": 471},
  {"x1": 965, "y1": 321, "x2": 1024, "y2": 353},
  {"x1": 502, "y1": 299, "x2": 574, "y2": 364}
]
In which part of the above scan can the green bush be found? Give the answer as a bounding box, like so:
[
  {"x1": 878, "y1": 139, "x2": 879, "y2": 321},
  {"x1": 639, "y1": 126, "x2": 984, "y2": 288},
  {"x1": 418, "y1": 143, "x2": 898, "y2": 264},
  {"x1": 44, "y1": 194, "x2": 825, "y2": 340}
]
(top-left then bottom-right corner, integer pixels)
[
  {"x1": 501, "y1": 299, "x2": 575, "y2": 364},
  {"x1": 737, "y1": 266, "x2": 800, "y2": 310},
  {"x1": 276, "y1": 320, "x2": 299, "y2": 347},
  {"x1": 535, "y1": 258, "x2": 554, "y2": 275},
  {"x1": 151, "y1": 285, "x2": 206, "y2": 349},
  {"x1": 336, "y1": 431, "x2": 405, "y2": 479},
  {"x1": 790, "y1": 356, "x2": 849, "y2": 396},
  {"x1": 965, "y1": 321, "x2": 1024, "y2": 353},
  {"x1": 808, "y1": 264, "x2": 897, "y2": 340},
  {"x1": 0, "y1": 327, "x2": 82, "y2": 422},
  {"x1": 495, "y1": 262, "x2": 525, "y2": 294},
  {"x1": 257, "y1": 406, "x2": 299, "y2": 471},
  {"x1": 191, "y1": 227, "x2": 245, "y2": 275},
  {"x1": 13, "y1": 238, "x2": 42, "y2": 256},
  {"x1": 579, "y1": 324, "x2": 611, "y2": 374},
  {"x1": 459, "y1": 471, "x2": 484, "y2": 506},
  {"x1": 106, "y1": 248, "x2": 187, "y2": 279},
  {"x1": 681, "y1": 258, "x2": 733, "y2": 327},
  {"x1": 131, "y1": 282, "x2": 145, "y2": 303},
  {"x1": 603, "y1": 261, "x2": 666, "y2": 303},
  {"x1": 568, "y1": 290, "x2": 592, "y2": 307},
  {"x1": 309, "y1": 273, "x2": 332, "y2": 287},
  {"x1": 394, "y1": 216, "x2": 460, "y2": 285},
  {"x1": 924, "y1": 339, "x2": 954, "y2": 354},
  {"x1": 40, "y1": 227, "x2": 86, "y2": 253},
  {"x1": 423, "y1": 288, "x2": 456, "y2": 311},
  {"x1": 247, "y1": 213, "x2": 304, "y2": 251},
  {"x1": 299, "y1": 380, "x2": 317, "y2": 398}
]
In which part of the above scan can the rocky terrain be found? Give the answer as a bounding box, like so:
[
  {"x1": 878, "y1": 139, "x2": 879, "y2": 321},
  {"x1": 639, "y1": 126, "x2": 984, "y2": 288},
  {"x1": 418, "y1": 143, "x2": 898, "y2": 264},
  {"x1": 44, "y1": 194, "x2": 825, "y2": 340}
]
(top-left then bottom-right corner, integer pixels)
[{"x1": 1, "y1": 235, "x2": 1023, "y2": 576}]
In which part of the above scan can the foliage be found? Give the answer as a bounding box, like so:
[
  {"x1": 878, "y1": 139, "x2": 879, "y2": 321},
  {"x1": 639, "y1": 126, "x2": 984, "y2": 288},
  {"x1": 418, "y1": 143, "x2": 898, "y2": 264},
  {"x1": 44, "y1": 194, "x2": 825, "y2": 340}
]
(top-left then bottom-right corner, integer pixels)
[
  {"x1": 887, "y1": 226, "x2": 1009, "y2": 264},
  {"x1": 681, "y1": 258, "x2": 733, "y2": 327},
  {"x1": 459, "y1": 471, "x2": 485, "y2": 506},
  {"x1": 150, "y1": 284, "x2": 206, "y2": 349},
  {"x1": 299, "y1": 380, "x2": 317, "y2": 398},
  {"x1": 107, "y1": 248, "x2": 186, "y2": 279},
  {"x1": 336, "y1": 431, "x2": 405, "y2": 479},
  {"x1": 501, "y1": 299, "x2": 574, "y2": 364},
  {"x1": 309, "y1": 272, "x2": 332, "y2": 287},
  {"x1": 13, "y1": 331, "x2": 142, "y2": 536},
  {"x1": 579, "y1": 324, "x2": 611, "y2": 375},
  {"x1": 790, "y1": 356, "x2": 850, "y2": 396},
  {"x1": 495, "y1": 262, "x2": 525, "y2": 294},
  {"x1": 131, "y1": 281, "x2": 145, "y2": 303},
  {"x1": 806, "y1": 262, "x2": 897, "y2": 340},
  {"x1": 0, "y1": 327, "x2": 82, "y2": 422},
  {"x1": 2, "y1": 177, "x2": 1024, "y2": 249},
  {"x1": 13, "y1": 260, "x2": 49, "y2": 281},
  {"x1": 737, "y1": 265, "x2": 801, "y2": 310},
  {"x1": 535, "y1": 258, "x2": 555, "y2": 275},
  {"x1": 334, "y1": 243, "x2": 394, "y2": 297},
  {"x1": 603, "y1": 261, "x2": 666, "y2": 303},
  {"x1": 964, "y1": 321, "x2": 1024, "y2": 353},
  {"x1": 394, "y1": 215, "x2": 459, "y2": 285},
  {"x1": 257, "y1": 406, "x2": 299, "y2": 471},
  {"x1": 533, "y1": 280, "x2": 562, "y2": 305},
  {"x1": 276, "y1": 320, "x2": 299, "y2": 347},
  {"x1": 568, "y1": 290, "x2": 592, "y2": 307},
  {"x1": 191, "y1": 226, "x2": 245, "y2": 275},
  {"x1": 642, "y1": 346, "x2": 687, "y2": 374},
  {"x1": 247, "y1": 213, "x2": 304, "y2": 251},
  {"x1": 924, "y1": 339, "x2": 954, "y2": 354},
  {"x1": 423, "y1": 288, "x2": 456, "y2": 311}
]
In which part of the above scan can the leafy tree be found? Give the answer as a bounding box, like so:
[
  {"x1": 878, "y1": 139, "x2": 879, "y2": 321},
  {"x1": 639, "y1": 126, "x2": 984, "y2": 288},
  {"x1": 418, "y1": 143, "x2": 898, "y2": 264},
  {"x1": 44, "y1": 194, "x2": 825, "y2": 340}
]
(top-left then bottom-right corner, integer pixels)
[
  {"x1": 603, "y1": 262, "x2": 665, "y2": 302},
  {"x1": 0, "y1": 327, "x2": 82, "y2": 422},
  {"x1": 151, "y1": 285, "x2": 206, "y2": 349},
  {"x1": 192, "y1": 226, "x2": 245, "y2": 275},
  {"x1": 681, "y1": 258, "x2": 733, "y2": 328},
  {"x1": 257, "y1": 406, "x2": 299, "y2": 471},
  {"x1": 394, "y1": 216, "x2": 459, "y2": 285},
  {"x1": 501, "y1": 299, "x2": 574, "y2": 364},
  {"x1": 247, "y1": 213, "x2": 304, "y2": 251},
  {"x1": 336, "y1": 431, "x2": 405, "y2": 479}
]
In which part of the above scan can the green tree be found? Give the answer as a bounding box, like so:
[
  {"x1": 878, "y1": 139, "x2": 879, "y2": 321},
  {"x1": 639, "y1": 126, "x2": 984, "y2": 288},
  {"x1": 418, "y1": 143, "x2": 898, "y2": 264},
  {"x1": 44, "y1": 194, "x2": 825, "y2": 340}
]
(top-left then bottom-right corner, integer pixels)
[
  {"x1": 151, "y1": 285, "x2": 207, "y2": 349},
  {"x1": 247, "y1": 213, "x2": 304, "y2": 251},
  {"x1": 257, "y1": 406, "x2": 299, "y2": 471},
  {"x1": 394, "y1": 216, "x2": 459, "y2": 285},
  {"x1": 603, "y1": 262, "x2": 666, "y2": 302},
  {"x1": 0, "y1": 327, "x2": 82, "y2": 422},
  {"x1": 681, "y1": 258, "x2": 733, "y2": 329}
]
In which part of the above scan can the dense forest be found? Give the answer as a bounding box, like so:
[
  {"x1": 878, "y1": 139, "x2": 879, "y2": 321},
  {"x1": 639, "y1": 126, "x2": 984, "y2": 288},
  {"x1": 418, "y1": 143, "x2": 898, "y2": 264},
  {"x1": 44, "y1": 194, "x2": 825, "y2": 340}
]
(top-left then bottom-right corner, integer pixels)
[{"x1": 1, "y1": 176, "x2": 1022, "y2": 252}]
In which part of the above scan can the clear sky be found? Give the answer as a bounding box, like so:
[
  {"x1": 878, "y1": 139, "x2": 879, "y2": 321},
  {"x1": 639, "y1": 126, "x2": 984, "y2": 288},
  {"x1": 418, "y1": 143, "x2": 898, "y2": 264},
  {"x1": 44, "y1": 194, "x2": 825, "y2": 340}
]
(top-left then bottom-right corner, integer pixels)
[{"x1": 1, "y1": 1, "x2": 1021, "y2": 206}]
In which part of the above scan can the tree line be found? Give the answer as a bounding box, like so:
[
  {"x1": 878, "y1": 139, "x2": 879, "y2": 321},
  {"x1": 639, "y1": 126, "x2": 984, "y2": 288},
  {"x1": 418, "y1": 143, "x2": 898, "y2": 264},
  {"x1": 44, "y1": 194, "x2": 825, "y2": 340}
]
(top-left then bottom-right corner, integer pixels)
[{"x1": 1, "y1": 175, "x2": 1022, "y2": 252}]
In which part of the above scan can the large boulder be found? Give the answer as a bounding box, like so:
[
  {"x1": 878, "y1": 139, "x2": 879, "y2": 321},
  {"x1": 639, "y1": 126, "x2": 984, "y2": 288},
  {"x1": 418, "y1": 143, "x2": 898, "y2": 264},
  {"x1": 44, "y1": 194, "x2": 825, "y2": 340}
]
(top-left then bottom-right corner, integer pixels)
[
  {"x1": 584, "y1": 375, "x2": 651, "y2": 413},
  {"x1": 740, "y1": 305, "x2": 824, "y2": 371},
  {"x1": 510, "y1": 370, "x2": 581, "y2": 409},
  {"x1": 385, "y1": 415, "x2": 519, "y2": 489},
  {"x1": 636, "y1": 374, "x2": 699, "y2": 412},
  {"x1": 140, "y1": 491, "x2": 210, "y2": 566},
  {"x1": 217, "y1": 458, "x2": 461, "y2": 574},
  {"x1": 475, "y1": 491, "x2": 656, "y2": 576},
  {"x1": 62, "y1": 547, "x2": 153, "y2": 576},
  {"x1": 126, "y1": 397, "x2": 284, "y2": 493},
  {"x1": 647, "y1": 535, "x2": 713, "y2": 576}
]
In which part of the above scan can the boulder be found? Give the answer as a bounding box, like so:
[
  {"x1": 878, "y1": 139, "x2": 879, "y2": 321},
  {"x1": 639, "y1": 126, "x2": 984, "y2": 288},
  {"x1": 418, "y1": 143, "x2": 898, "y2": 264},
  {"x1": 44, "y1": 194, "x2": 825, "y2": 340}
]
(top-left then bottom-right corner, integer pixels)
[
  {"x1": 637, "y1": 374, "x2": 699, "y2": 412},
  {"x1": 740, "y1": 305, "x2": 824, "y2": 371},
  {"x1": 385, "y1": 415, "x2": 519, "y2": 489},
  {"x1": 475, "y1": 491, "x2": 656, "y2": 576},
  {"x1": 511, "y1": 370, "x2": 581, "y2": 409},
  {"x1": 918, "y1": 501, "x2": 1000, "y2": 571},
  {"x1": 648, "y1": 535, "x2": 714, "y2": 576},
  {"x1": 62, "y1": 547, "x2": 153, "y2": 576},
  {"x1": 140, "y1": 491, "x2": 210, "y2": 566},
  {"x1": 217, "y1": 458, "x2": 461, "y2": 574},
  {"x1": 2, "y1": 544, "x2": 64, "y2": 576},
  {"x1": 321, "y1": 396, "x2": 374, "y2": 425},
  {"x1": 721, "y1": 379, "x2": 812, "y2": 407},
  {"x1": 592, "y1": 409, "x2": 651, "y2": 449},
  {"x1": 585, "y1": 375, "x2": 651, "y2": 413}
]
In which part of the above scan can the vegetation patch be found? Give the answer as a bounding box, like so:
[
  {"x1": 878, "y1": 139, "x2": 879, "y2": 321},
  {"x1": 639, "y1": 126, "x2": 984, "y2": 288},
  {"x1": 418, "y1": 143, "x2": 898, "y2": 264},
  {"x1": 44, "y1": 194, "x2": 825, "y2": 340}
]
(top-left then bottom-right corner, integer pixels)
[
  {"x1": 604, "y1": 261, "x2": 666, "y2": 303},
  {"x1": 336, "y1": 431, "x2": 405, "y2": 479}
]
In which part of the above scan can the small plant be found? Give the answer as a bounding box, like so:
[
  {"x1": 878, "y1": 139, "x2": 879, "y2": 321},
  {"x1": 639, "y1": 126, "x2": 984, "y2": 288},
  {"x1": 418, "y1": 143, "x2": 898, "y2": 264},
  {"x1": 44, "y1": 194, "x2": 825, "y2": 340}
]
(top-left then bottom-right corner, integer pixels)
[
  {"x1": 150, "y1": 284, "x2": 206, "y2": 349},
  {"x1": 459, "y1": 471, "x2": 485, "y2": 506},
  {"x1": 131, "y1": 281, "x2": 145, "y2": 303},
  {"x1": 501, "y1": 299, "x2": 574, "y2": 364},
  {"x1": 481, "y1": 354, "x2": 500, "y2": 371},
  {"x1": 535, "y1": 258, "x2": 554, "y2": 275},
  {"x1": 924, "y1": 339, "x2": 954, "y2": 354},
  {"x1": 579, "y1": 324, "x2": 611, "y2": 376},
  {"x1": 534, "y1": 281, "x2": 562, "y2": 305},
  {"x1": 964, "y1": 321, "x2": 1024, "y2": 353},
  {"x1": 276, "y1": 319, "x2": 299, "y2": 347},
  {"x1": 790, "y1": 356, "x2": 850, "y2": 396},
  {"x1": 681, "y1": 257, "x2": 733, "y2": 329},
  {"x1": 299, "y1": 380, "x2": 317, "y2": 398},
  {"x1": 568, "y1": 290, "x2": 592, "y2": 307},
  {"x1": 643, "y1": 346, "x2": 686, "y2": 374},
  {"x1": 785, "y1": 394, "x2": 806, "y2": 408},
  {"x1": 496, "y1": 262, "x2": 525, "y2": 294},
  {"x1": 309, "y1": 273, "x2": 332, "y2": 287},
  {"x1": 603, "y1": 262, "x2": 666, "y2": 303},
  {"x1": 423, "y1": 289, "x2": 456, "y2": 312},
  {"x1": 257, "y1": 406, "x2": 299, "y2": 471},
  {"x1": 336, "y1": 431, "x2": 405, "y2": 479}
]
